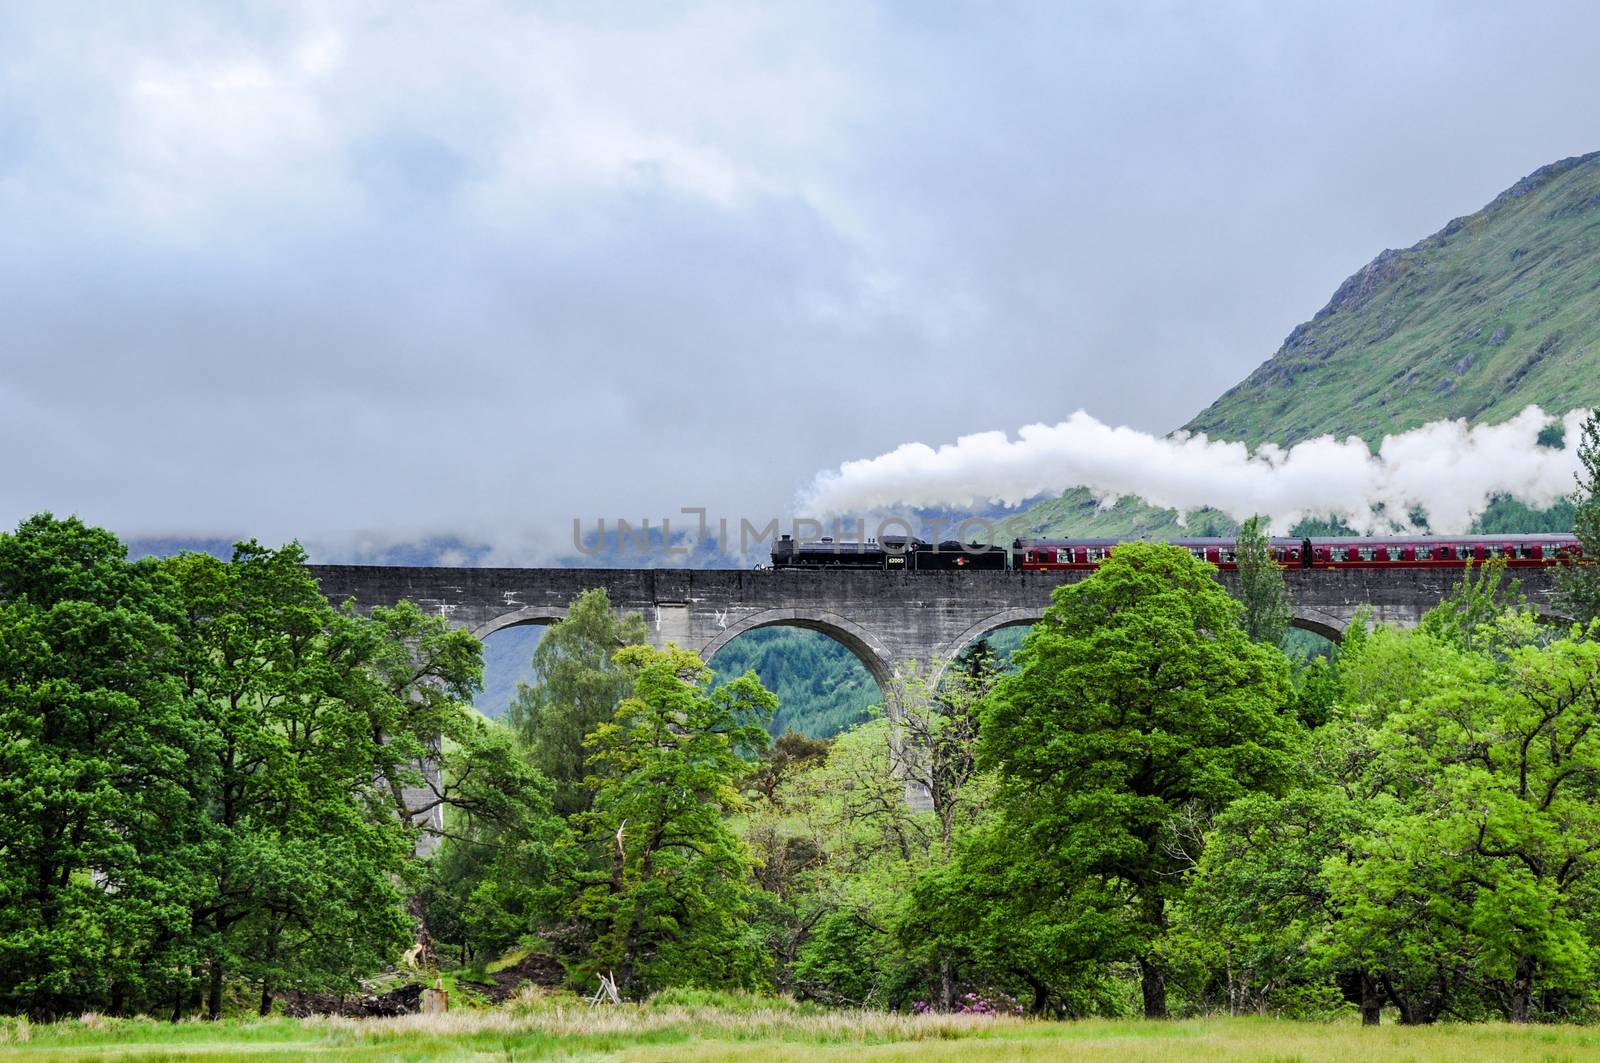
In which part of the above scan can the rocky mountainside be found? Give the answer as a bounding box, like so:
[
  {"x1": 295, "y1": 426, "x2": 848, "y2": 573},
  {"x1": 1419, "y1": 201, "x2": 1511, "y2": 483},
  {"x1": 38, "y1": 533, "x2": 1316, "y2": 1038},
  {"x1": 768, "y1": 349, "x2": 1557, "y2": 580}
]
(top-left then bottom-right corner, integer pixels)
[{"x1": 1019, "y1": 150, "x2": 1600, "y2": 537}]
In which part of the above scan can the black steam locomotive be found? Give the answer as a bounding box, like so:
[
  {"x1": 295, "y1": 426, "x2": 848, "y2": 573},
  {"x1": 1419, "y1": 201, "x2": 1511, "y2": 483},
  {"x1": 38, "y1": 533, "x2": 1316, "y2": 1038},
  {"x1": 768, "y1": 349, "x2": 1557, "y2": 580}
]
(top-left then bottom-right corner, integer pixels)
[{"x1": 768, "y1": 534, "x2": 1010, "y2": 571}]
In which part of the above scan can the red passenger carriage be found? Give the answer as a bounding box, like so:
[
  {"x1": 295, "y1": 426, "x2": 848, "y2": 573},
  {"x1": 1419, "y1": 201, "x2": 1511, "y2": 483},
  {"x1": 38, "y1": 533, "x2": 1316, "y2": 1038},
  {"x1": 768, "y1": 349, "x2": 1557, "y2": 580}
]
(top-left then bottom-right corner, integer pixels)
[{"x1": 1013, "y1": 534, "x2": 1582, "y2": 571}]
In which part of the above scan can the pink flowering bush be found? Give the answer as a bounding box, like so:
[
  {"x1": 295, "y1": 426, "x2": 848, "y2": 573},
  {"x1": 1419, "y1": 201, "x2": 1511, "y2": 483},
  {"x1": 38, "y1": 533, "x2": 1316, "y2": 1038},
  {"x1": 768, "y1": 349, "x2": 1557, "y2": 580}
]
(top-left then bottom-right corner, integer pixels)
[{"x1": 910, "y1": 992, "x2": 1023, "y2": 1016}]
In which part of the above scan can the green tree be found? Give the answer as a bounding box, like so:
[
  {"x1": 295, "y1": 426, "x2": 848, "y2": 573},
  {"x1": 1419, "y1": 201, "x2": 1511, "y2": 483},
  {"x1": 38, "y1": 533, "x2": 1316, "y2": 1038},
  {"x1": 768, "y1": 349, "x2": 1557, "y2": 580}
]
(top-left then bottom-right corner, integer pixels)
[
  {"x1": 1559, "y1": 409, "x2": 1600, "y2": 627},
  {"x1": 1236, "y1": 515, "x2": 1290, "y2": 646},
  {"x1": 420, "y1": 724, "x2": 575, "y2": 967},
  {"x1": 1196, "y1": 593, "x2": 1600, "y2": 1025},
  {"x1": 741, "y1": 732, "x2": 829, "y2": 991},
  {"x1": 574, "y1": 645, "x2": 776, "y2": 995},
  {"x1": 328, "y1": 599, "x2": 572, "y2": 973},
  {"x1": 508, "y1": 589, "x2": 648, "y2": 815},
  {"x1": 903, "y1": 817, "x2": 1125, "y2": 1017},
  {"x1": 1327, "y1": 620, "x2": 1600, "y2": 1023},
  {"x1": 748, "y1": 731, "x2": 830, "y2": 809},
  {"x1": 896, "y1": 643, "x2": 999, "y2": 855},
  {"x1": 1185, "y1": 783, "x2": 1375, "y2": 1020},
  {"x1": 1419, "y1": 558, "x2": 1523, "y2": 652},
  {"x1": 887, "y1": 646, "x2": 1002, "y2": 1009},
  {"x1": 710, "y1": 627, "x2": 880, "y2": 738},
  {"x1": 977, "y1": 542, "x2": 1302, "y2": 1017},
  {"x1": 786, "y1": 718, "x2": 937, "y2": 1007},
  {"x1": 164, "y1": 543, "x2": 410, "y2": 1019},
  {"x1": 0, "y1": 515, "x2": 207, "y2": 1019}
]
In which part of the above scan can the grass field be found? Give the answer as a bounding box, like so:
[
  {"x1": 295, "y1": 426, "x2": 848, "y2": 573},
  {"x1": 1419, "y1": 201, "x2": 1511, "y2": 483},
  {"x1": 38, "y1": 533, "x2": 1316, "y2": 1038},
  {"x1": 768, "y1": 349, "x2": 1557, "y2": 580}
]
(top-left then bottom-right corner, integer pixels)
[{"x1": 6, "y1": 1004, "x2": 1600, "y2": 1063}]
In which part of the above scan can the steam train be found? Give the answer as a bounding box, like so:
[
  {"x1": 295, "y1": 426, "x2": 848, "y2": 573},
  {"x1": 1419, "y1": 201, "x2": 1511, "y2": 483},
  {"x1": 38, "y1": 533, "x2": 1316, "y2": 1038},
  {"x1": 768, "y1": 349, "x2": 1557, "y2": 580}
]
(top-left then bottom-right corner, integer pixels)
[{"x1": 769, "y1": 533, "x2": 1583, "y2": 572}]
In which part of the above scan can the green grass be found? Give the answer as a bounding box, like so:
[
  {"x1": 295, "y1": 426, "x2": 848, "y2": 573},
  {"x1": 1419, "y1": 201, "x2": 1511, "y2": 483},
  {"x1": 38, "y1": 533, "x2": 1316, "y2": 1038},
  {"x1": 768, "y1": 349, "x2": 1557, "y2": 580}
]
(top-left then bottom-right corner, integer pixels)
[{"x1": 7, "y1": 1007, "x2": 1600, "y2": 1062}]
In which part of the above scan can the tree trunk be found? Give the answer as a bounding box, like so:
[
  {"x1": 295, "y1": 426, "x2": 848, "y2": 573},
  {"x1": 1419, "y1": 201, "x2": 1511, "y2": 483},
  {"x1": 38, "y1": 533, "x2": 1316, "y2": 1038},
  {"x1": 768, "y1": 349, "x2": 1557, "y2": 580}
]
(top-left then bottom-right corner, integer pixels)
[
  {"x1": 186, "y1": 967, "x2": 203, "y2": 1019},
  {"x1": 407, "y1": 892, "x2": 436, "y2": 970},
  {"x1": 1138, "y1": 890, "x2": 1169, "y2": 1019},
  {"x1": 1021, "y1": 973, "x2": 1049, "y2": 1017},
  {"x1": 1138, "y1": 956, "x2": 1168, "y2": 1019},
  {"x1": 1511, "y1": 955, "x2": 1535, "y2": 1023},
  {"x1": 939, "y1": 957, "x2": 954, "y2": 1011},
  {"x1": 206, "y1": 959, "x2": 223, "y2": 1021},
  {"x1": 1360, "y1": 970, "x2": 1382, "y2": 1026},
  {"x1": 258, "y1": 982, "x2": 274, "y2": 1017},
  {"x1": 1379, "y1": 974, "x2": 1413, "y2": 1025},
  {"x1": 381, "y1": 735, "x2": 438, "y2": 970}
]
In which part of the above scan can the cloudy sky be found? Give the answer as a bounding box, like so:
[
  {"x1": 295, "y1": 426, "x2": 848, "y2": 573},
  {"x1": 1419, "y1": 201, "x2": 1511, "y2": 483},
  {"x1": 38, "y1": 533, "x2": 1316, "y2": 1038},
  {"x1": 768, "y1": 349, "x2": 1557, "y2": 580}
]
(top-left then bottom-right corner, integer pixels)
[{"x1": 3, "y1": 1, "x2": 1598, "y2": 560}]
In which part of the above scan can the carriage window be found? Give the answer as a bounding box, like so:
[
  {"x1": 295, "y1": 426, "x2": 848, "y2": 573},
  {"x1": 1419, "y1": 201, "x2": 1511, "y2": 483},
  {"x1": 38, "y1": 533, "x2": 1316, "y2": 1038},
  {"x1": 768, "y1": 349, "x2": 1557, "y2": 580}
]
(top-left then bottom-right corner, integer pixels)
[
  {"x1": 1437, "y1": 545, "x2": 1456, "y2": 560},
  {"x1": 1343, "y1": 547, "x2": 1359, "y2": 562},
  {"x1": 1055, "y1": 549, "x2": 1071, "y2": 564},
  {"x1": 1485, "y1": 545, "x2": 1505, "y2": 560},
  {"x1": 1520, "y1": 545, "x2": 1537, "y2": 559},
  {"x1": 1190, "y1": 548, "x2": 1206, "y2": 560},
  {"x1": 1358, "y1": 547, "x2": 1377, "y2": 562},
  {"x1": 1555, "y1": 544, "x2": 1573, "y2": 559},
  {"x1": 1086, "y1": 548, "x2": 1105, "y2": 563},
  {"x1": 1219, "y1": 549, "x2": 1237, "y2": 563},
  {"x1": 1415, "y1": 545, "x2": 1432, "y2": 561}
]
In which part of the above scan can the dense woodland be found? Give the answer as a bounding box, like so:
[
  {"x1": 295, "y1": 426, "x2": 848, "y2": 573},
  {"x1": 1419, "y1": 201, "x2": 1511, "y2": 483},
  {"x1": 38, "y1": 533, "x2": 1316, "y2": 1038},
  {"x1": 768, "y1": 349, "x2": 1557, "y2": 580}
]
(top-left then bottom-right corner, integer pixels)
[{"x1": 5, "y1": 416, "x2": 1600, "y2": 1025}]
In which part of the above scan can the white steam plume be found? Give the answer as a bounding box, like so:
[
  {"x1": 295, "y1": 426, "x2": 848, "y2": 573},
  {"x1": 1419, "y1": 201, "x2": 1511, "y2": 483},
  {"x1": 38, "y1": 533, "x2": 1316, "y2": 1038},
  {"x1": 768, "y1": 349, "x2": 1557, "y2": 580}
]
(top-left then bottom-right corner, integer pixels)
[{"x1": 800, "y1": 405, "x2": 1589, "y2": 534}]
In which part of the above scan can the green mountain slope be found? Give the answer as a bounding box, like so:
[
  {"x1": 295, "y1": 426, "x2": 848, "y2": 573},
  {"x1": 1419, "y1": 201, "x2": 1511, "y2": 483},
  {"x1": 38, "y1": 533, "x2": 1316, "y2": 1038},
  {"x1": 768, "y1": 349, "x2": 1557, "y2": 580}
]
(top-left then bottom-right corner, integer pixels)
[
  {"x1": 1020, "y1": 150, "x2": 1600, "y2": 538},
  {"x1": 1189, "y1": 150, "x2": 1600, "y2": 447}
]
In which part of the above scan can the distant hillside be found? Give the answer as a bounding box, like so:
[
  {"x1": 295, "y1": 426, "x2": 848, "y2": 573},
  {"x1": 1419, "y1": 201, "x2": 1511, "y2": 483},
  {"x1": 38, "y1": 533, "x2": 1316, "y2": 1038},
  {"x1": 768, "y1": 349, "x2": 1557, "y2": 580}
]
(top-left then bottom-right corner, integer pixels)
[
  {"x1": 710, "y1": 628, "x2": 882, "y2": 738},
  {"x1": 1019, "y1": 150, "x2": 1600, "y2": 538}
]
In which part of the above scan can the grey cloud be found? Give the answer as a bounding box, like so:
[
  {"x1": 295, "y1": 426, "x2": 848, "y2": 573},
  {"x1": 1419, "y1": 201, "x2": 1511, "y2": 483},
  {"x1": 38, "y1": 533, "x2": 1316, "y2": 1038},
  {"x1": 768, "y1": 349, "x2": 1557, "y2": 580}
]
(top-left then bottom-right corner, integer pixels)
[{"x1": 2, "y1": 2, "x2": 1599, "y2": 559}]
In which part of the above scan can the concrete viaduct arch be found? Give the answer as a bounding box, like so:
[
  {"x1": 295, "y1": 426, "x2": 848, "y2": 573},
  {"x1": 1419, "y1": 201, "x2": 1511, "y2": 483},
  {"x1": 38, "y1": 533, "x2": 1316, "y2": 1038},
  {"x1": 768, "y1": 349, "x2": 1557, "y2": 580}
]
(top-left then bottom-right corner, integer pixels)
[
  {"x1": 1290, "y1": 609, "x2": 1348, "y2": 643},
  {"x1": 698, "y1": 608, "x2": 898, "y2": 695},
  {"x1": 471, "y1": 605, "x2": 569, "y2": 642}
]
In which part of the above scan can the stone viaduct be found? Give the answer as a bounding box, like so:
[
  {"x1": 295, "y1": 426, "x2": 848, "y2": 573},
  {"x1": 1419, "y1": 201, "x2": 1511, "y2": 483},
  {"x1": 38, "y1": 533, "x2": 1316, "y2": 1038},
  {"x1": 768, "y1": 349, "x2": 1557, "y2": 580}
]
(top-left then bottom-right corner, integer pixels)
[
  {"x1": 314, "y1": 563, "x2": 1569, "y2": 826},
  {"x1": 309, "y1": 563, "x2": 1571, "y2": 697}
]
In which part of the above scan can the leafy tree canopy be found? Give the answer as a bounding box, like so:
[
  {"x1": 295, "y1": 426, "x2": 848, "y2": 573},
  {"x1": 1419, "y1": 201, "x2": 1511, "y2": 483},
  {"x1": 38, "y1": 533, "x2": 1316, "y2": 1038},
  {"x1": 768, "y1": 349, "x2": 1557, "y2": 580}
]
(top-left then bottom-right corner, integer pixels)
[
  {"x1": 508, "y1": 589, "x2": 647, "y2": 815},
  {"x1": 976, "y1": 542, "x2": 1302, "y2": 1017},
  {"x1": 575, "y1": 645, "x2": 776, "y2": 994}
]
